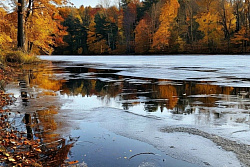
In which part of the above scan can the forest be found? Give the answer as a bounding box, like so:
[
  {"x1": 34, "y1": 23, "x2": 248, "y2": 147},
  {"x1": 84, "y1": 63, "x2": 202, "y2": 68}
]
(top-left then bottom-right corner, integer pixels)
[{"x1": 0, "y1": 0, "x2": 249, "y2": 55}]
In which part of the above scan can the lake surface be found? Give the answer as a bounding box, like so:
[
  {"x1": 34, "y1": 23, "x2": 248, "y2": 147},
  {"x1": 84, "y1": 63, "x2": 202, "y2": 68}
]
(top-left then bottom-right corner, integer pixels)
[
  {"x1": 41, "y1": 55, "x2": 250, "y2": 129},
  {"x1": 7, "y1": 55, "x2": 250, "y2": 167}
]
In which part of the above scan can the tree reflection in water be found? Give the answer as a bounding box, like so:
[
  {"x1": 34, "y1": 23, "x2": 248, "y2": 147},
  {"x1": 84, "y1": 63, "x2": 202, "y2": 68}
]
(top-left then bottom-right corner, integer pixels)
[
  {"x1": 0, "y1": 63, "x2": 79, "y2": 166},
  {"x1": 56, "y1": 63, "x2": 250, "y2": 126},
  {"x1": 3, "y1": 62, "x2": 249, "y2": 166}
]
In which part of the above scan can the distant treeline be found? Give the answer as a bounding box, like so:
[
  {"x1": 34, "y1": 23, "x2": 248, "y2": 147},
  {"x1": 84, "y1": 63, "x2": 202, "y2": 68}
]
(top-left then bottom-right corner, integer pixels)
[{"x1": 0, "y1": 0, "x2": 249, "y2": 55}]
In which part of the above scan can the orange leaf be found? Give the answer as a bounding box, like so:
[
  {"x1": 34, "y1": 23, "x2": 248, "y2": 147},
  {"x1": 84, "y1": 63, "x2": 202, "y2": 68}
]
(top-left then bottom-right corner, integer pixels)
[
  {"x1": 68, "y1": 160, "x2": 79, "y2": 165},
  {"x1": 34, "y1": 148, "x2": 42, "y2": 152}
]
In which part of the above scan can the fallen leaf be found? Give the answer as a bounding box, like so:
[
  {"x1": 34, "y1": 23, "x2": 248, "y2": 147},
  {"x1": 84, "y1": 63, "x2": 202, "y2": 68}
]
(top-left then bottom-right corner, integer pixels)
[
  {"x1": 68, "y1": 160, "x2": 79, "y2": 165},
  {"x1": 34, "y1": 148, "x2": 42, "y2": 152},
  {"x1": 4, "y1": 152, "x2": 10, "y2": 157},
  {"x1": 8, "y1": 156, "x2": 15, "y2": 162}
]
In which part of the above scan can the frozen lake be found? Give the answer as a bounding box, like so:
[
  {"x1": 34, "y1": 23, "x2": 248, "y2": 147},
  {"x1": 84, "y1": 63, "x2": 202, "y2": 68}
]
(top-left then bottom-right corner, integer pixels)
[
  {"x1": 40, "y1": 55, "x2": 250, "y2": 143},
  {"x1": 9, "y1": 55, "x2": 249, "y2": 166},
  {"x1": 41, "y1": 55, "x2": 250, "y2": 87}
]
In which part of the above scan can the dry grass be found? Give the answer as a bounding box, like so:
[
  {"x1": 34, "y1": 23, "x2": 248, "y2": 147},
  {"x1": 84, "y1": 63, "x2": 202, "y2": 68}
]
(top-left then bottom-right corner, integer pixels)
[{"x1": 0, "y1": 49, "x2": 40, "y2": 64}]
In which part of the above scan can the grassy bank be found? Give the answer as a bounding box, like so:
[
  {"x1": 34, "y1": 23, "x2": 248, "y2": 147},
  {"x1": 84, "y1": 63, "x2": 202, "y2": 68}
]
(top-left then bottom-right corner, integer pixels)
[
  {"x1": 0, "y1": 49, "x2": 40, "y2": 90},
  {"x1": 0, "y1": 50, "x2": 39, "y2": 65}
]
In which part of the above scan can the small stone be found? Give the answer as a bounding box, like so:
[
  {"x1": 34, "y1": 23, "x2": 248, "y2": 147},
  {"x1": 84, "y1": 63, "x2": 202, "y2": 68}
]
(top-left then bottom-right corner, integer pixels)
[{"x1": 203, "y1": 162, "x2": 210, "y2": 166}]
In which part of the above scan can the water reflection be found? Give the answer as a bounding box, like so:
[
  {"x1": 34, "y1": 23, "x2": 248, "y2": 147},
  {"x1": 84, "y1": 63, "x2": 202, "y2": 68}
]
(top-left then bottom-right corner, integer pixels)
[
  {"x1": 5, "y1": 63, "x2": 77, "y2": 166},
  {"x1": 51, "y1": 63, "x2": 250, "y2": 126},
  {"x1": 8, "y1": 61, "x2": 249, "y2": 166}
]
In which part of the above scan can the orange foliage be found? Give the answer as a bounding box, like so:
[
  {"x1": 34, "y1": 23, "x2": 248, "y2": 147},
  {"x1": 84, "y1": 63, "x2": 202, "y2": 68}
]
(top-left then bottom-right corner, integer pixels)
[
  {"x1": 195, "y1": 83, "x2": 233, "y2": 95},
  {"x1": 0, "y1": 8, "x2": 16, "y2": 49},
  {"x1": 153, "y1": 84, "x2": 178, "y2": 109},
  {"x1": 29, "y1": 64, "x2": 65, "y2": 91},
  {"x1": 135, "y1": 16, "x2": 151, "y2": 54},
  {"x1": 231, "y1": 26, "x2": 250, "y2": 51},
  {"x1": 152, "y1": 0, "x2": 180, "y2": 52}
]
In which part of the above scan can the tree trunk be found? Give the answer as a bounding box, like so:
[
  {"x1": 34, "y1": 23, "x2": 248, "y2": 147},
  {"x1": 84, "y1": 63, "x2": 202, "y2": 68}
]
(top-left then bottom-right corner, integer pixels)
[
  {"x1": 18, "y1": 0, "x2": 24, "y2": 49},
  {"x1": 235, "y1": 2, "x2": 240, "y2": 32}
]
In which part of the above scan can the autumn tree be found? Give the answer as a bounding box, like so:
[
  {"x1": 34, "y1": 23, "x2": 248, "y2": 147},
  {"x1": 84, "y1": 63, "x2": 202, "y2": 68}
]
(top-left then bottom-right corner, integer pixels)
[
  {"x1": 152, "y1": 0, "x2": 180, "y2": 52},
  {"x1": 216, "y1": 0, "x2": 236, "y2": 52},
  {"x1": 1, "y1": 0, "x2": 68, "y2": 54},
  {"x1": 230, "y1": 0, "x2": 250, "y2": 52},
  {"x1": 26, "y1": 0, "x2": 69, "y2": 54},
  {"x1": 175, "y1": 0, "x2": 203, "y2": 52},
  {"x1": 87, "y1": 18, "x2": 99, "y2": 54},
  {"x1": 194, "y1": 0, "x2": 224, "y2": 52},
  {"x1": 105, "y1": 6, "x2": 119, "y2": 50},
  {"x1": 17, "y1": 0, "x2": 24, "y2": 49},
  {"x1": 123, "y1": 1, "x2": 138, "y2": 53},
  {"x1": 58, "y1": 7, "x2": 88, "y2": 55},
  {"x1": 136, "y1": 0, "x2": 158, "y2": 21},
  {"x1": 79, "y1": 6, "x2": 92, "y2": 28},
  {"x1": 196, "y1": 13, "x2": 223, "y2": 51},
  {"x1": 134, "y1": 0, "x2": 163, "y2": 53},
  {"x1": 113, "y1": 8, "x2": 126, "y2": 54},
  {"x1": 0, "y1": 8, "x2": 15, "y2": 50},
  {"x1": 135, "y1": 15, "x2": 151, "y2": 53},
  {"x1": 3, "y1": 0, "x2": 247, "y2": 54},
  {"x1": 87, "y1": 17, "x2": 110, "y2": 54},
  {"x1": 231, "y1": 26, "x2": 249, "y2": 52}
]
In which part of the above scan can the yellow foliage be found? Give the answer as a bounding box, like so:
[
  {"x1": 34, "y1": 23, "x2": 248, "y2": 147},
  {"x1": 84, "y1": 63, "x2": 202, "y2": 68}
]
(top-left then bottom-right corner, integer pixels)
[
  {"x1": 0, "y1": 33, "x2": 12, "y2": 48},
  {"x1": 24, "y1": 0, "x2": 68, "y2": 54},
  {"x1": 0, "y1": 7, "x2": 15, "y2": 49},
  {"x1": 152, "y1": 0, "x2": 180, "y2": 51},
  {"x1": 195, "y1": 12, "x2": 223, "y2": 44},
  {"x1": 176, "y1": 36, "x2": 186, "y2": 52},
  {"x1": 232, "y1": 27, "x2": 250, "y2": 44},
  {"x1": 29, "y1": 64, "x2": 65, "y2": 91},
  {"x1": 26, "y1": 12, "x2": 55, "y2": 54}
]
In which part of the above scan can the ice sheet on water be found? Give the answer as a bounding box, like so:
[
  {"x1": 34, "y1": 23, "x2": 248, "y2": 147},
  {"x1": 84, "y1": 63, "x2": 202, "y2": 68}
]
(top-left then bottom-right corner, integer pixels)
[
  {"x1": 41, "y1": 55, "x2": 250, "y2": 166},
  {"x1": 41, "y1": 55, "x2": 250, "y2": 87},
  {"x1": 78, "y1": 106, "x2": 243, "y2": 167}
]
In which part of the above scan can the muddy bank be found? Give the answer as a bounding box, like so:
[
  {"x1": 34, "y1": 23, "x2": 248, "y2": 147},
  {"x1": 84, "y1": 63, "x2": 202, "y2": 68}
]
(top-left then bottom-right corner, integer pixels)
[{"x1": 161, "y1": 127, "x2": 250, "y2": 167}]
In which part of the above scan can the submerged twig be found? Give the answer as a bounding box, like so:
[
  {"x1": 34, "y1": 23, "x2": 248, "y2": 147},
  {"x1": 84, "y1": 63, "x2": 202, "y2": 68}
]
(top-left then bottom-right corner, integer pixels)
[{"x1": 129, "y1": 152, "x2": 155, "y2": 160}]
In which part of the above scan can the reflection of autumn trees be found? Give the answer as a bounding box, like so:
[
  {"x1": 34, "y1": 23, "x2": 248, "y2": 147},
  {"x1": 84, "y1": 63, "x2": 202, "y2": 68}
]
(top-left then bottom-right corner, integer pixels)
[
  {"x1": 192, "y1": 83, "x2": 234, "y2": 107},
  {"x1": 0, "y1": 64, "x2": 76, "y2": 166},
  {"x1": 60, "y1": 73, "x2": 238, "y2": 113},
  {"x1": 28, "y1": 63, "x2": 65, "y2": 91},
  {"x1": 34, "y1": 106, "x2": 76, "y2": 167},
  {"x1": 152, "y1": 84, "x2": 178, "y2": 109},
  {"x1": 194, "y1": 83, "x2": 233, "y2": 95},
  {"x1": 36, "y1": 106, "x2": 59, "y2": 142},
  {"x1": 0, "y1": 92, "x2": 74, "y2": 166},
  {"x1": 62, "y1": 79, "x2": 123, "y2": 98},
  {"x1": 61, "y1": 66, "x2": 123, "y2": 97},
  {"x1": 45, "y1": 65, "x2": 245, "y2": 114}
]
